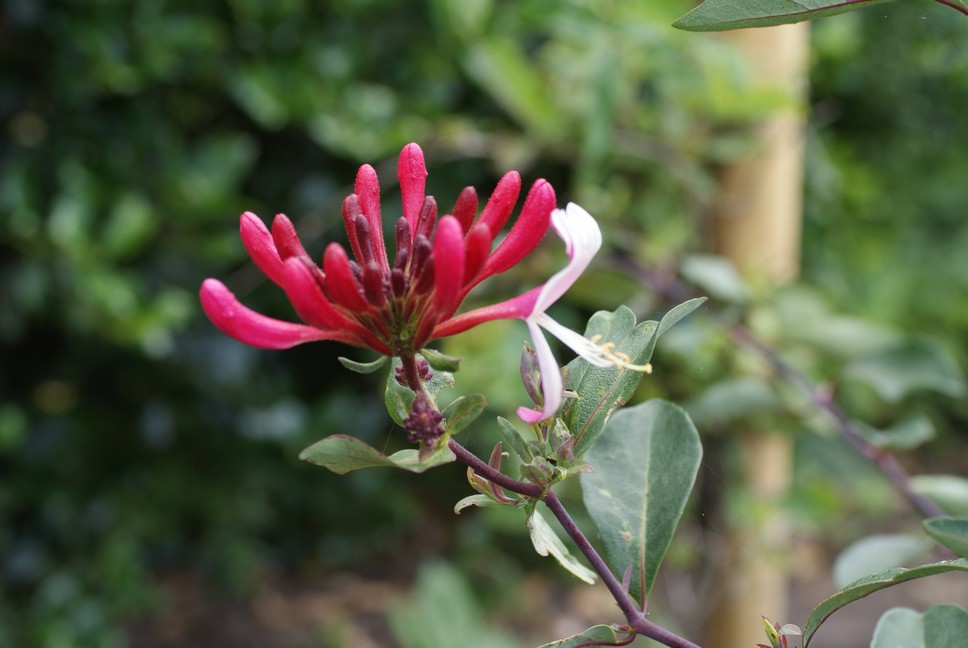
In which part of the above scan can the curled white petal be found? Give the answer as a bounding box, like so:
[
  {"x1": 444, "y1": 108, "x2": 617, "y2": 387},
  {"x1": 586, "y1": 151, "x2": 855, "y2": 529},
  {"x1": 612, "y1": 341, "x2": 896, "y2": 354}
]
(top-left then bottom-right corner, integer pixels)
[{"x1": 516, "y1": 203, "x2": 649, "y2": 424}]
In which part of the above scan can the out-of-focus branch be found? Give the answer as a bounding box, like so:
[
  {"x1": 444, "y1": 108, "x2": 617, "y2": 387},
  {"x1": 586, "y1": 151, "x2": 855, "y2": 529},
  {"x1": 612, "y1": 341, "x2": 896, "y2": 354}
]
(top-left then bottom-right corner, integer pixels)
[{"x1": 612, "y1": 253, "x2": 947, "y2": 520}]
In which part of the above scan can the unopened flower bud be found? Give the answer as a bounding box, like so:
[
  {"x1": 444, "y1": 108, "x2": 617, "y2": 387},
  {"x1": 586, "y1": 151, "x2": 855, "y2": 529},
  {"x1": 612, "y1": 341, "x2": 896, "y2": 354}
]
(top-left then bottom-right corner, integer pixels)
[
  {"x1": 520, "y1": 343, "x2": 543, "y2": 408},
  {"x1": 404, "y1": 393, "x2": 444, "y2": 446}
]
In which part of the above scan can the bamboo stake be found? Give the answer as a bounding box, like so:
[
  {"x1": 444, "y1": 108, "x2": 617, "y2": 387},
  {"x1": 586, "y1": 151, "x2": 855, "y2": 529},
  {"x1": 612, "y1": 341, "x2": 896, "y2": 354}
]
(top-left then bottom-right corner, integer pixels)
[{"x1": 703, "y1": 23, "x2": 810, "y2": 648}]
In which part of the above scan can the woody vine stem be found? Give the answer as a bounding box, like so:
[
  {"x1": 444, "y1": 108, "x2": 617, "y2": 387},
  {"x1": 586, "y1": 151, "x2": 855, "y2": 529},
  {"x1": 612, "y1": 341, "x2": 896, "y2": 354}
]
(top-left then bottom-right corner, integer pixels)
[{"x1": 399, "y1": 353, "x2": 702, "y2": 648}]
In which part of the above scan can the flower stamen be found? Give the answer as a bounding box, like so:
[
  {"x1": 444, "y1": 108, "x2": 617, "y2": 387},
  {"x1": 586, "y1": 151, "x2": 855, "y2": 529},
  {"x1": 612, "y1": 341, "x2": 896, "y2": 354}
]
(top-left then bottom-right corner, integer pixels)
[{"x1": 589, "y1": 335, "x2": 653, "y2": 373}]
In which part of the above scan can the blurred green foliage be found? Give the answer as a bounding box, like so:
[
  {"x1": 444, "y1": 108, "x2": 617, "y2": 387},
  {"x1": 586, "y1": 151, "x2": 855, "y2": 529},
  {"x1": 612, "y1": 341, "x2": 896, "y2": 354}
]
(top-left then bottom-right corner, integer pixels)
[{"x1": 1, "y1": 0, "x2": 967, "y2": 645}]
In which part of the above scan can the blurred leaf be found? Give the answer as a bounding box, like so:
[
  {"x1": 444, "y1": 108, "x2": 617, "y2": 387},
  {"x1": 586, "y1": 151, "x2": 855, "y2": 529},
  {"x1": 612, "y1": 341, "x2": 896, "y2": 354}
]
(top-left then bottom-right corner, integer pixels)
[
  {"x1": 429, "y1": 0, "x2": 493, "y2": 42},
  {"x1": 832, "y1": 533, "x2": 933, "y2": 588},
  {"x1": 871, "y1": 608, "x2": 923, "y2": 648},
  {"x1": 910, "y1": 475, "x2": 968, "y2": 516},
  {"x1": 527, "y1": 508, "x2": 597, "y2": 584},
  {"x1": 673, "y1": 0, "x2": 898, "y2": 32},
  {"x1": 922, "y1": 517, "x2": 968, "y2": 558},
  {"x1": 538, "y1": 624, "x2": 623, "y2": 648},
  {"x1": 102, "y1": 193, "x2": 156, "y2": 260},
  {"x1": 680, "y1": 254, "x2": 749, "y2": 304},
  {"x1": 853, "y1": 415, "x2": 935, "y2": 451},
  {"x1": 581, "y1": 400, "x2": 702, "y2": 601},
  {"x1": 685, "y1": 377, "x2": 782, "y2": 427},
  {"x1": 389, "y1": 562, "x2": 514, "y2": 648},
  {"x1": 464, "y1": 38, "x2": 562, "y2": 135},
  {"x1": 871, "y1": 605, "x2": 968, "y2": 648},
  {"x1": 299, "y1": 434, "x2": 455, "y2": 474},
  {"x1": 843, "y1": 338, "x2": 966, "y2": 402},
  {"x1": 803, "y1": 559, "x2": 968, "y2": 646}
]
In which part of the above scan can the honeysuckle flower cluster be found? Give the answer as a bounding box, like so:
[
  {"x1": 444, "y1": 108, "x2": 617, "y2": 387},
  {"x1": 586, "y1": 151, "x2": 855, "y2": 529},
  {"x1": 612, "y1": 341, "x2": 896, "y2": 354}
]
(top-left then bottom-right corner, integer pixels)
[{"x1": 199, "y1": 143, "x2": 644, "y2": 426}]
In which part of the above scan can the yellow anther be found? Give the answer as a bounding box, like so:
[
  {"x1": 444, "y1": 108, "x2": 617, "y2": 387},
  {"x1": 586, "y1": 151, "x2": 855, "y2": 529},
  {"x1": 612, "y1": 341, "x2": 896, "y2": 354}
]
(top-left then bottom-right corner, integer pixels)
[{"x1": 588, "y1": 339, "x2": 653, "y2": 373}]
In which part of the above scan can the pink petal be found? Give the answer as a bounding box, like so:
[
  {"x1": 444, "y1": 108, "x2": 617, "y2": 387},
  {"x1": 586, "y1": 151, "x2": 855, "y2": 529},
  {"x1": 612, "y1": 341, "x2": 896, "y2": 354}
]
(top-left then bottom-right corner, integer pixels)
[
  {"x1": 516, "y1": 320, "x2": 563, "y2": 423},
  {"x1": 398, "y1": 143, "x2": 427, "y2": 238},
  {"x1": 354, "y1": 164, "x2": 389, "y2": 270},
  {"x1": 431, "y1": 215, "x2": 465, "y2": 319},
  {"x1": 341, "y1": 194, "x2": 365, "y2": 264},
  {"x1": 240, "y1": 212, "x2": 286, "y2": 287},
  {"x1": 477, "y1": 171, "x2": 521, "y2": 235},
  {"x1": 280, "y1": 258, "x2": 357, "y2": 331},
  {"x1": 322, "y1": 243, "x2": 370, "y2": 312},
  {"x1": 532, "y1": 202, "x2": 601, "y2": 314},
  {"x1": 270, "y1": 213, "x2": 311, "y2": 261},
  {"x1": 451, "y1": 186, "x2": 479, "y2": 232},
  {"x1": 469, "y1": 179, "x2": 555, "y2": 294},
  {"x1": 199, "y1": 279, "x2": 336, "y2": 349},
  {"x1": 431, "y1": 287, "x2": 542, "y2": 339},
  {"x1": 462, "y1": 223, "x2": 492, "y2": 287}
]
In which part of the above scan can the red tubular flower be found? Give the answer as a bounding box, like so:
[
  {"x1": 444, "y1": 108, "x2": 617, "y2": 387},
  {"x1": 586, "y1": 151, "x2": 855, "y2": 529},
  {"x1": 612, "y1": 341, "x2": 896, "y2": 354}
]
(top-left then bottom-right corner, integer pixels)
[{"x1": 200, "y1": 143, "x2": 556, "y2": 357}]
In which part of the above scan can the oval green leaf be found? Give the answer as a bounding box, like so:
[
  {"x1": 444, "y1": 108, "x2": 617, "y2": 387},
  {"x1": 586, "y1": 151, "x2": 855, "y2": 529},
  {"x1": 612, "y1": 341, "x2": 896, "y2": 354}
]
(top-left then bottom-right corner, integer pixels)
[
  {"x1": 299, "y1": 434, "x2": 454, "y2": 474},
  {"x1": 673, "y1": 0, "x2": 899, "y2": 32},
  {"x1": 580, "y1": 400, "x2": 702, "y2": 601},
  {"x1": 871, "y1": 605, "x2": 968, "y2": 648}
]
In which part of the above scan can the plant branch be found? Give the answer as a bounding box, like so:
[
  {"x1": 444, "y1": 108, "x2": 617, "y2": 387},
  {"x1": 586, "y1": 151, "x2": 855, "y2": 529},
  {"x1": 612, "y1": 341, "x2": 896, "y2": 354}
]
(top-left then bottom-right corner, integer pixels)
[
  {"x1": 611, "y1": 253, "x2": 946, "y2": 520},
  {"x1": 447, "y1": 438, "x2": 543, "y2": 499},
  {"x1": 447, "y1": 436, "x2": 701, "y2": 648},
  {"x1": 543, "y1": 490, "x2": 702, "y2": 648}
]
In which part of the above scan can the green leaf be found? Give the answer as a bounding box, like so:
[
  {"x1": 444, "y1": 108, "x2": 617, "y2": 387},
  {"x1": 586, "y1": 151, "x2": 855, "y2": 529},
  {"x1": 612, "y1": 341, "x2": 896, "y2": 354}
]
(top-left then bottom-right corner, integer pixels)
[
  {"x1": 832, "y1": 534, "x2": 933, "y2": 588},
  {"x1": 420, "y1": 347, "x2": 462, "y2": 373},
  {"x1": 454, "y1": 494, "x2": 512, "y2": 514},
  {"x1": 338, "y1": 355, "x2": 389, "y2": 374},
  {"x1": 497, "y1": 416, "x2": 533, "y2": 462},
  {"x1": 299, "y1": 434, "x2": 455, "y2": 475},
  {"x1": 440, "y1": 394, "x2": 486, "y2": 436},
  {"x1": 388, "y1": 562, "x2": 515, "y2": 648},
  {"x1": 565, "y1": 299, "x2": 705, "y2": 459},
  {"x1": 580, "y1": 400, "x2": 702, "y2": 601},
  {"x1": 803, "y1": 559, "x2": 968, "y2": 646},
  {"x1": 526, "y1": 508, "x2": 597, "y2": 584},
  {"x1": 922, "y1": 518, "x2": 968, "y2": 559},
  {"x1": 924, "y1": 605, "x2": 968, "y2": 647},
  {"x1": 843, "y1": 338, "x2": 966, "y2": 403},
  {"x1": 853, "y1": 415, "x2": 936, "y2": 451},
  {"x1": 673, "y1": 0, "x2": 898, "y2": 32},
  {"x1": 685, "y1": 377, "x2": 782, "y2": 427},
  {"x1": 871, "y1": 605, "x2": 968, "y2": 648},
  {"x1": 910, "y1": 475, "x2": 968, "y2": 516},
  {"x1": 537, "y1": 625, "x2": 623, "y2": 648},
  {"x1": 871, "y1": 608, "x2": 923, "y2": 648},
  {"x1": 658, "y1": 297, "x2": 708, "y2": 337}
]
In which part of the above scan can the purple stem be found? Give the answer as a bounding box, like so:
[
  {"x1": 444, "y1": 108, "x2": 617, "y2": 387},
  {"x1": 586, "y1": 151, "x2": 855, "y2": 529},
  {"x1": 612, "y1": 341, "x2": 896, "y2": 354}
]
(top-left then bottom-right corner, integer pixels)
[{"x1": 449, "y1": 437, "x2": 701, "y2": 648}]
